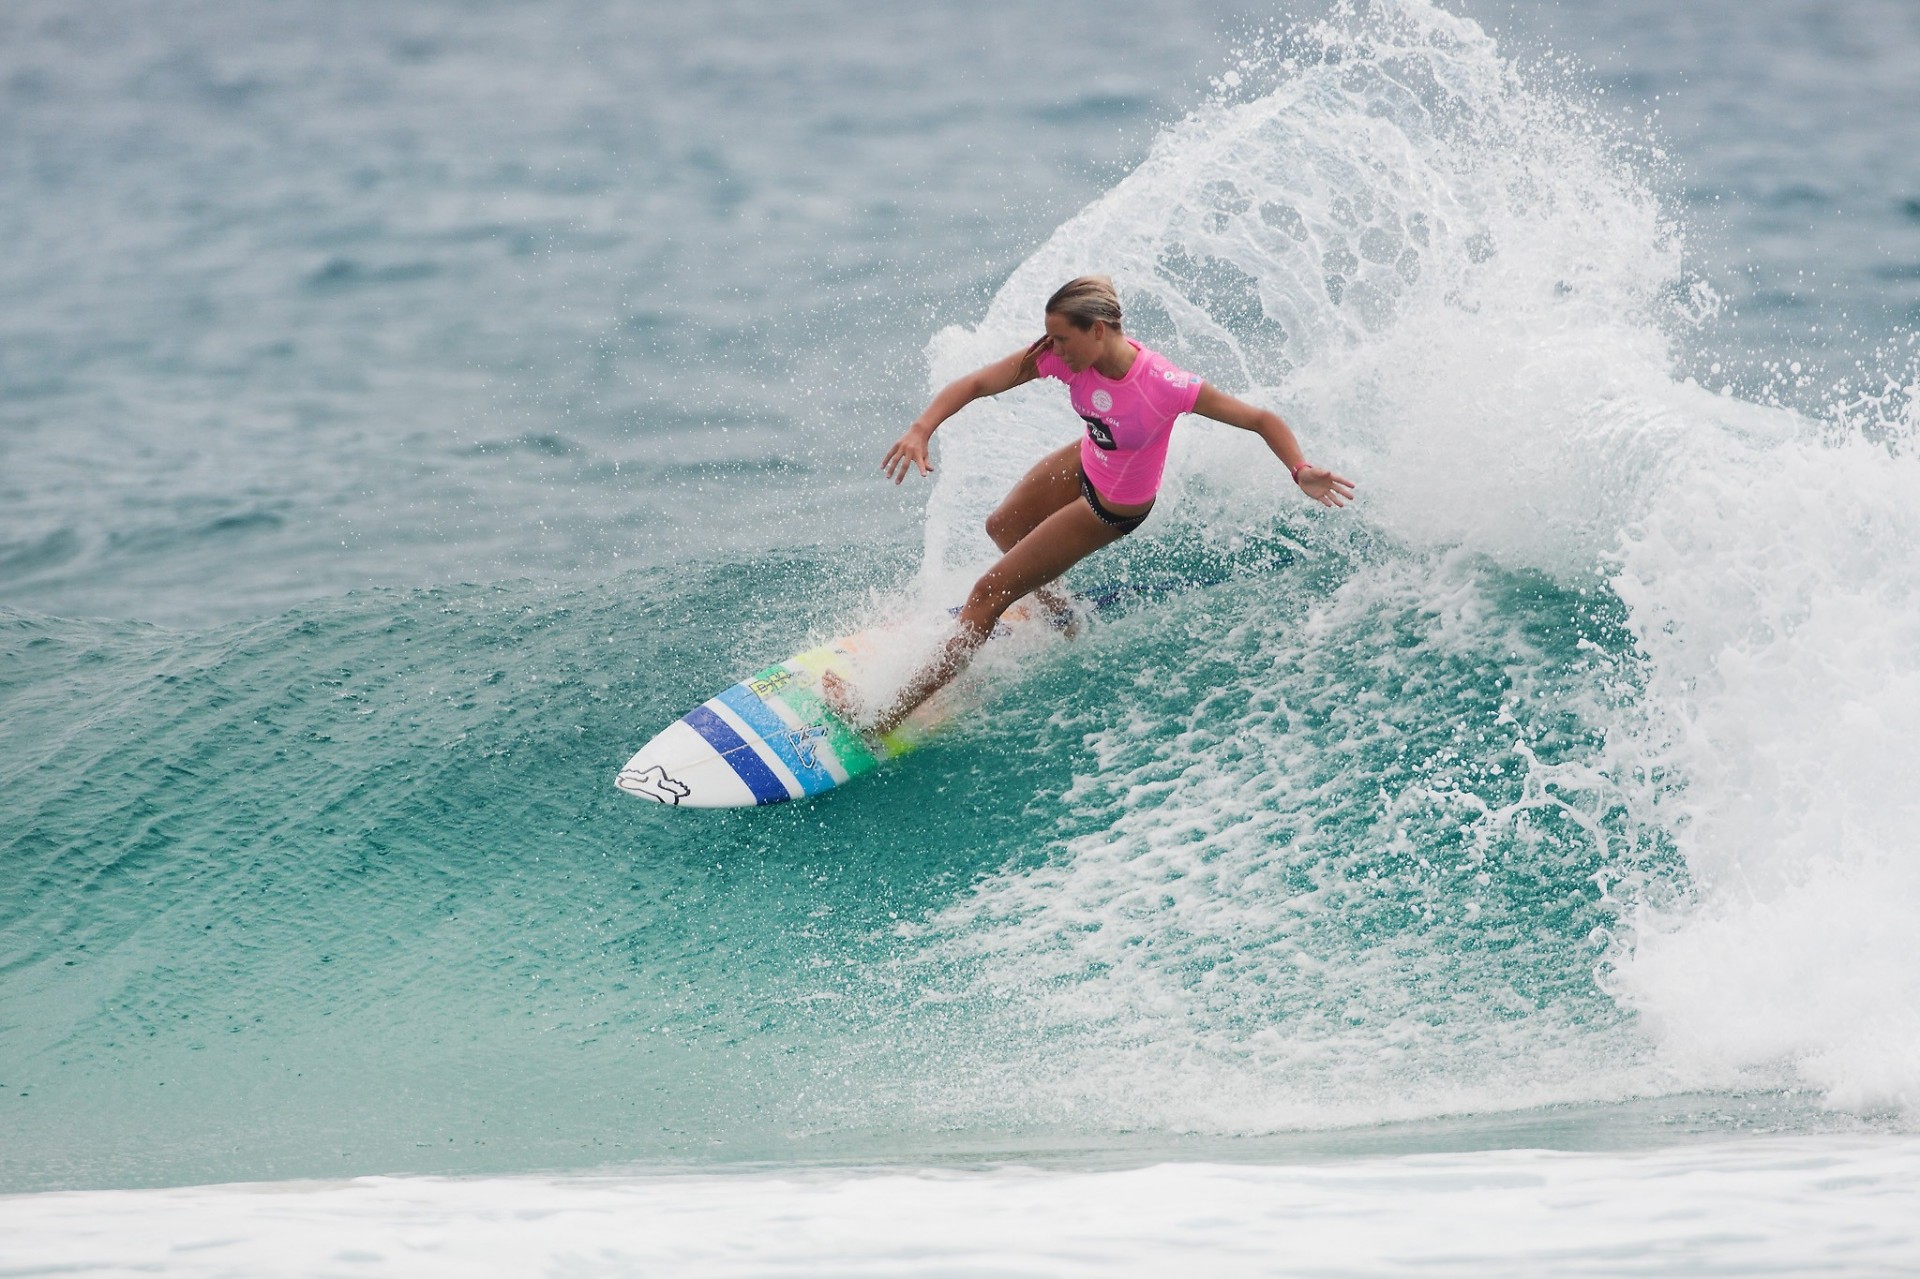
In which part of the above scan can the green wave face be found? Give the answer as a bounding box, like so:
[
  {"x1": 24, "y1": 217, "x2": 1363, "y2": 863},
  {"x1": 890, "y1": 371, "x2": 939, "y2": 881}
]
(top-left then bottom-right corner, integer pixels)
[{"x1": 0, "y1": 530, "x2": 1680, "y2": 1192}]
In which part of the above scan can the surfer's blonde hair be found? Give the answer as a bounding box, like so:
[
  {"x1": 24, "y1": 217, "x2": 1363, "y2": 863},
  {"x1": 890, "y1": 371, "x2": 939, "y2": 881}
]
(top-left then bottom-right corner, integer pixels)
[{"x1": 1045, "y1": 275, "x2": 1124, "y2": 332}]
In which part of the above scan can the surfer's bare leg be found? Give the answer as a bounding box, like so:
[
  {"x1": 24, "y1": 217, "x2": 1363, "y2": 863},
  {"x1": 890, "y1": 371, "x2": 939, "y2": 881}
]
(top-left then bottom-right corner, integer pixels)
[
  {"x1": 986, "y1": 442, "x2": 1081, "y2": 548},
  {"x1": 984, "y1": 442, "x2": 1083, "y2": 625},
  {"x1": 859, "y1": 498, "x2": 1129, "y2": 734}
]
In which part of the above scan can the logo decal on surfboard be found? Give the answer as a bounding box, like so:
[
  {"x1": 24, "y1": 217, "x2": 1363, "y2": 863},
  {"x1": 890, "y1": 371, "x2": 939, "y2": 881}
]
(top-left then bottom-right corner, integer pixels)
[
  {"x1": 786, "y1": 725, "x2": 830, "y2": 769},
  {"x1": 617, "y1": 763, "x2": 693, "y2": 805}
]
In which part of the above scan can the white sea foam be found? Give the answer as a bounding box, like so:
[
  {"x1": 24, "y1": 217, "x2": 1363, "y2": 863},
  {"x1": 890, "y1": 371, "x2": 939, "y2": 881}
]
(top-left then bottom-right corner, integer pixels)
[
  {"x1": 4, "y1": 1138, "x2": 1916, "y2": 1277},
  {"x1": 1606, "y1": 429, "x2": 1920, "y2": 1110}
]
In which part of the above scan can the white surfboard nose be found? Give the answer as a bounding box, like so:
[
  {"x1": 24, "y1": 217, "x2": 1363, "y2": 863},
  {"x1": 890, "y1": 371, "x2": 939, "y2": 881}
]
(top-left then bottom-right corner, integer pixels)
[{"x1": 616, "y1": 718, "x2": 771, "y2": 808}]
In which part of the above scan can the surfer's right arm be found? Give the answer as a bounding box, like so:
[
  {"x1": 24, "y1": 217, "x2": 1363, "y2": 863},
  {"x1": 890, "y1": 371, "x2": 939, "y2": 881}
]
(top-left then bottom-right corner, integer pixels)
[{"x1": 882, "y1": 340, "x2": 1049, "y2": 484}]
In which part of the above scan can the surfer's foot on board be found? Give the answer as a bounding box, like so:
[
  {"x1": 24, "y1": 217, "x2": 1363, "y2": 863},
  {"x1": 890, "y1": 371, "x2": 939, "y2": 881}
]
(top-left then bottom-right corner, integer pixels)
[
  {"x1": 1040, "y1": 599, "x2": 1083, "y2": 639},
  {"x1": 1034, "y1": 586, "x2": 1084, "y2": 640},
  {"x1": 818, "y1": 670, "x2": 869, "y2": 731},
  {"x1": 822, "y1": 669, "x2": 913, "y2": 739}
]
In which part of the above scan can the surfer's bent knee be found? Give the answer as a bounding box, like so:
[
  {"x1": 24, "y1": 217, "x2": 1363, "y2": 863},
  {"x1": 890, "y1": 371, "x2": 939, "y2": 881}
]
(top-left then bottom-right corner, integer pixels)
[{"x1": 983, "y1": 507, "x2": 1015, "y2": 550}]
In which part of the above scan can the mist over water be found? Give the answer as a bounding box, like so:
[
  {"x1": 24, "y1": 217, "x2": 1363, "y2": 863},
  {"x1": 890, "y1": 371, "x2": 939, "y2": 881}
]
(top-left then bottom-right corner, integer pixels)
[{"x1": 4, "y1": 0, "x2": 1919, "y2": 1206}]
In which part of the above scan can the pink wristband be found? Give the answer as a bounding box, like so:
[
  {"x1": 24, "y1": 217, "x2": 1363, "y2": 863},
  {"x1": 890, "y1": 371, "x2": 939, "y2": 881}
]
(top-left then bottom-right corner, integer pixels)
[{"x1": 1289, "y1": 460, "x2": 1311, "y2": 485}]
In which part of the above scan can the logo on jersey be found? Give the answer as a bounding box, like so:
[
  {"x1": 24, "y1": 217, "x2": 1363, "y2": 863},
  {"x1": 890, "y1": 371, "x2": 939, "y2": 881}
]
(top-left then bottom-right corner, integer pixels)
[
  {"x1": 1091, "y1": 389, "x2": 1114, "y2": 413},
  {"x1": 1080, "y1": 415, "x2": 1117, "y2": 449},
  {"x1": 1163, "y1": 369, "x2": 1194, "y2": 388}
]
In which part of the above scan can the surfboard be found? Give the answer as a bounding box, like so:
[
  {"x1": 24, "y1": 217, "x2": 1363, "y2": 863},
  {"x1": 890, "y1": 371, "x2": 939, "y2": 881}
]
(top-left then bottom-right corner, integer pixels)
[
  {"x1": 614, "y1": 604, "x2": 1047, "y2": 808},
  {"x1": 614, "y1": 574, "x2": 1225, "y2": 809}
]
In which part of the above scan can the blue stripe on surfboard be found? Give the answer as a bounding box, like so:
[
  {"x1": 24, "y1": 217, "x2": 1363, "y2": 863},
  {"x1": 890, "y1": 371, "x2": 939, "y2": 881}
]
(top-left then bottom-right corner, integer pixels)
[
  {"x1": 714, "y1": 683, "x2": 838, "y2": 796},
  {"x1": 683, "y1": 704, "x2": 792, "y2": 805}
]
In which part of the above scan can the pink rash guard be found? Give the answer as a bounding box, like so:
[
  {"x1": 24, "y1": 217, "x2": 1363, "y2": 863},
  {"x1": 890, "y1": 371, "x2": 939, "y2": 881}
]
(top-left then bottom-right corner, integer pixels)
[{"x1": 1034, "y1": 339, "x2": 1203, "y2": 505}]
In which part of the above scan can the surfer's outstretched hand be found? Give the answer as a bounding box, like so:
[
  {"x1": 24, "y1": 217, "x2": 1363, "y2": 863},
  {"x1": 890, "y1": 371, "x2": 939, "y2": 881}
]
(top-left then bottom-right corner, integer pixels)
[
  {"x1": 883, "y1": 425, "x2": 934, "y2": 484},
  {"x1": 1297, "y1": 466, "x2": 1356, "y2": 508}
]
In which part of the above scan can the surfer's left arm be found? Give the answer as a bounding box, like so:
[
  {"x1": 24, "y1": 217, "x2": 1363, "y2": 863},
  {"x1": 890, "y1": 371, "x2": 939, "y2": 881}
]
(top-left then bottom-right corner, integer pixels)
[{"x1": 1192, "y1": 384, "x2": 1355, "y2": 508}]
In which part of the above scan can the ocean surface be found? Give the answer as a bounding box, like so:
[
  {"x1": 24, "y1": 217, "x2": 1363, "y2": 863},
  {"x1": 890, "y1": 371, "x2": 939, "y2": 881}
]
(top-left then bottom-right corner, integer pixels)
[{"x1": 4, "y1": 0, "x2": 1919, "y2": 1272}]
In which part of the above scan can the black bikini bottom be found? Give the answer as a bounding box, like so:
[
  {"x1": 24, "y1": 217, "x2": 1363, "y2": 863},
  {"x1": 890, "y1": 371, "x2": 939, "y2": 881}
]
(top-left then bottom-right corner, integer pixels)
[{"x1": 1079, "y1": 468, "x2": 1152, "y2": 534}]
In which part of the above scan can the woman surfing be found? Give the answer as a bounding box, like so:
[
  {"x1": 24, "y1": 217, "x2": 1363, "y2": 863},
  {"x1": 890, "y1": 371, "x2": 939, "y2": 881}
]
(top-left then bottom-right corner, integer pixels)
[{"x1": 825, "y1": 275, "x2": 1354, "y2": 735}]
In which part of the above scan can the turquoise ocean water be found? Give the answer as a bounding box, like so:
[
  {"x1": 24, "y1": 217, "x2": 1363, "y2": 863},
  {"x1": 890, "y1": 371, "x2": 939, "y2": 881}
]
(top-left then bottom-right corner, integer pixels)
[{"x1": 4, "y1": 0, "x2": 1920, "y2": 1270}]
